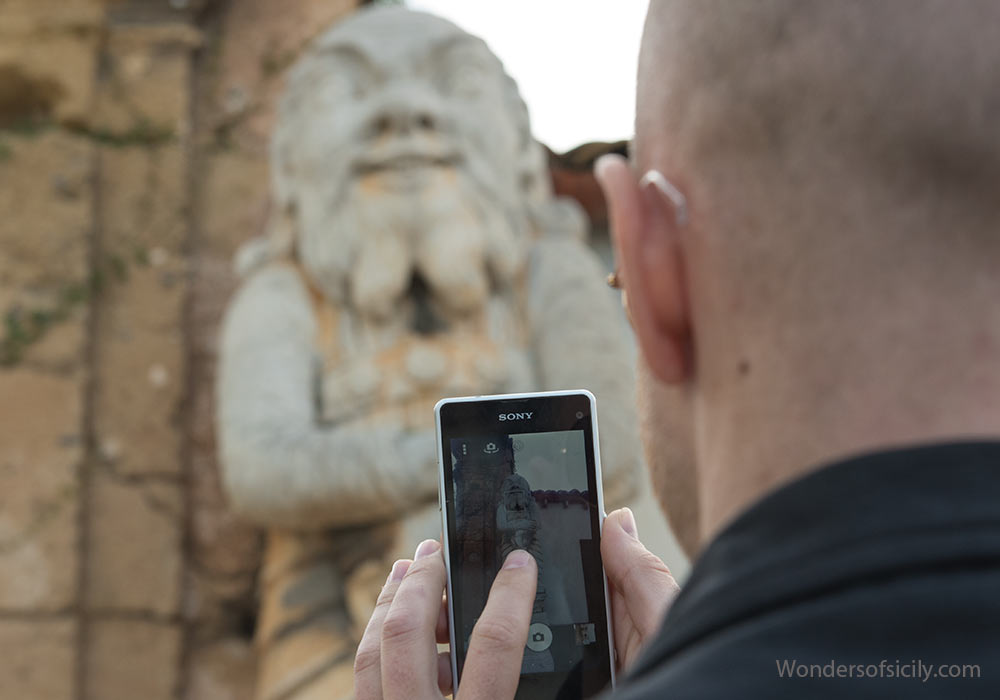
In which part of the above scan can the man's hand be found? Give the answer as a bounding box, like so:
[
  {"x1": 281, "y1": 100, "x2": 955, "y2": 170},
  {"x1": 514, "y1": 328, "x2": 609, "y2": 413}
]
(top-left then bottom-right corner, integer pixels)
[
  {"x1": 354, "y1": 509, "x2": 678, "y2": 698},
  {"x1": 354, "y1": 539, "x2": 538, "y2": 700},
  {"x1": 602, "y1": 508, "x2": 681, "y2": 672}
]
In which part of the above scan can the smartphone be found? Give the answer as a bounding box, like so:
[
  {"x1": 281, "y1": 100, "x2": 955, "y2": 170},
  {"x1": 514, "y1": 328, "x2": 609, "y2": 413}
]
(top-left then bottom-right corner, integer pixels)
[{"x1": 435, "y1": 390, "x2": 616, "y2": 699}]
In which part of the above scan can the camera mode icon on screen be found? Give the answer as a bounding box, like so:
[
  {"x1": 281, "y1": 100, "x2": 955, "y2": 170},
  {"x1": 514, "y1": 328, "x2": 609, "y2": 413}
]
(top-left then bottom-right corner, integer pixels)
[{"x1": 526, "y1": 623, "x2": 553, "y2": 652}]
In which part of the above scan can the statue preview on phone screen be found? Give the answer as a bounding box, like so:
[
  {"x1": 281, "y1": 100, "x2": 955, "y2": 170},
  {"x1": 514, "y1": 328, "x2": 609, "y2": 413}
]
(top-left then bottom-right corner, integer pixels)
[{"x1": 435, "y1": 390, "x2": 615, "y2": 699}]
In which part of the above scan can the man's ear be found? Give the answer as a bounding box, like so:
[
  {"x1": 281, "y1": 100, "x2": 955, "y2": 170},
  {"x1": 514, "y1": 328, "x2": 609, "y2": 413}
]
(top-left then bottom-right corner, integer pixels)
[{"x1": 595, "y1": 155, "x2": 692, "y2": 385}]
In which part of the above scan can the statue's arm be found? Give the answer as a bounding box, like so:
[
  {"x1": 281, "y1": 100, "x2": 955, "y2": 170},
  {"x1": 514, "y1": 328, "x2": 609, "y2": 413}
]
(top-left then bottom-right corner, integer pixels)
[
  {"x1": 526, "y1": 208, "x2": 640, "y2": 507},
  {"x1": 216, "y1": 264, "x2": 438, "y2": 530}
]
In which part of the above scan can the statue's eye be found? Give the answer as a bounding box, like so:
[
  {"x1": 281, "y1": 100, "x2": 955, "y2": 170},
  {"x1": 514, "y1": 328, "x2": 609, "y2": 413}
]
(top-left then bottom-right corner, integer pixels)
[
  {"x1": 443, "y1": 63, "x2": 485, "y2": 98},
  {"x1": 313, "y1": 73, "x2": 366, "y2": 107},
  {"x1": 436, "y1": 44, "x2": 496, "y2": 99},
  {"x1": 307, "y1": 48, "x2": 377, "y2": 108}
]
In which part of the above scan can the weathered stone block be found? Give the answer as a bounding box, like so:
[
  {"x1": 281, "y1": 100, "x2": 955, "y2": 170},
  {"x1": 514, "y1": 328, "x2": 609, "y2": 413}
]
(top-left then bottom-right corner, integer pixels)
[
  {"x1": 0, "y1": 4, "x2": 102, "y2": 127},
  {"x1": 0, "y1": 619, "x2": 76, "y2": 700},
  {"x1": 99, "y1": 146, "x2": 188, "y2": 252},
  {"x1": 85, "y1": 619, "x2": 181, "y2": 700},
  {"x1": 92, "y1": 272, "x2": 185, "y2": 477},
  {"x1": 185, "y1": 348, "x2": 260, "y2": 638},
  {"x1": 94, "y1": 23, "x2": 201, "y2": 138},
  {"x1": 12, "y1": 305, "x2": 89, "y2": 374},
  {"x1": 92, "y1": 144, "x2": 188, "y2": 478},
  {"x1": 187, "y1": 638, "x2": 257, "y2": 700},
  {"x1": 190, "y1": 450, "x2": 261, "y2": 584},
  {"x1": 200, "y1": 152, "x2": 269, "y2": 256},
  {"x1": 0, "y1": 131, "x2": 92, "y2": 286},
  {"x1": 0, "y1": 369, "x2": 81, "y2": 610},
  {"x1": 86, "y1": 473, "x2": 182, "y2": 615},
  {"x1": 209, "y1": 0, "x2": 359, "y2": 152}
]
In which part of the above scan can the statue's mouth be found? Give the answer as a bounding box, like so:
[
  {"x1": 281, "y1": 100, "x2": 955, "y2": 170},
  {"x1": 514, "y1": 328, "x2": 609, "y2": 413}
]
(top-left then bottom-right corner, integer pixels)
[{"x1": 355, "y1": 152, "x2": 460, "y2": 175}]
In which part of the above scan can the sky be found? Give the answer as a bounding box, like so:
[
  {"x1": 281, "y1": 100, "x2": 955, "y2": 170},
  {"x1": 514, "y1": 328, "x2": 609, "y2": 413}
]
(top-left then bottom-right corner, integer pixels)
[
  {"x1": 406, "y1": 0, "x2": 650, "y2": 153},
  {"x1": 512, "y1": 430, "x2": 588, "y2": 492}
]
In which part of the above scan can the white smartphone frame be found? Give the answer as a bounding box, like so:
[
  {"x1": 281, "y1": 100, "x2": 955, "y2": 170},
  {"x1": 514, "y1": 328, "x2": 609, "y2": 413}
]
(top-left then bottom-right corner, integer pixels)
[{"x1": 434, "y1": 389, "x2": 617, "y2": 695}]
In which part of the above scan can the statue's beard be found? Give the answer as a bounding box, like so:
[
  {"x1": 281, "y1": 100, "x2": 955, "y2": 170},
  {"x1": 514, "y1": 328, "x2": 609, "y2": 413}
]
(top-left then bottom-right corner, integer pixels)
[{"x1": 296, "y1": 166, "x2": 528, "y2": 322}]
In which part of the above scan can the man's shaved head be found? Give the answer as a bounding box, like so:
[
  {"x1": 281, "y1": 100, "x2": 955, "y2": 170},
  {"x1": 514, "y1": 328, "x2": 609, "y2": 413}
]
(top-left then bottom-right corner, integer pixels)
[
  {"x1": 637, "y1": 0, "x2": 1000, "y2": 337},
  {"x1": 640, "y1": 0, "x2": 1000, "y2": 196},
  {"x1": 621, "y1": 0, "x2": 1000, "y2": 553}
]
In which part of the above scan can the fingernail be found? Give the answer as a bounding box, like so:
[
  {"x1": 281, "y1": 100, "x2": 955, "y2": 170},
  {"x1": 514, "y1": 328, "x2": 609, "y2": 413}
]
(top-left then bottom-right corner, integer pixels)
[
  {"x1": 594, "y1": 153, "x2": 623, "y2": 180},
  {"x1": 415, "y1": 539, "x2": 441, "y2": 560},
  {"x1": 503, "y1": 549, "x2": 533, "y2": 569},
  {"x1": 620, "y1": 508, "x2": 638, "y2": 539},
  {"x1": 387, "y1": 559, "x2": 410, "y2": 583}
]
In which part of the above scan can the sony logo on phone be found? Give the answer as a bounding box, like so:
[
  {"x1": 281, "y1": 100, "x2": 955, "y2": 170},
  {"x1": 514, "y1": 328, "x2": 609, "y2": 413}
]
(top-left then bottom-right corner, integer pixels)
[{"x1": 498, "y1": 412, "x2": 533, "y2": 421}]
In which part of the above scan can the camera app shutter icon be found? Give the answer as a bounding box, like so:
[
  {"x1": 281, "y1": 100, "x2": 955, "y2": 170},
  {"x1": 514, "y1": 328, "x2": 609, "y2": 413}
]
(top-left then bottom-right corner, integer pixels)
[{"x1": 526, "y1": 623, "x2": 553, "y2": 652}]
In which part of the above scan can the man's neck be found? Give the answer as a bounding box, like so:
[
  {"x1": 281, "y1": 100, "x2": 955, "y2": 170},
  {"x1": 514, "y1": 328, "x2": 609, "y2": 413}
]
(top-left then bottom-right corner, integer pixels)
[{"x1": 694, "y1": 304, "x2": 1000, "y2": 548}]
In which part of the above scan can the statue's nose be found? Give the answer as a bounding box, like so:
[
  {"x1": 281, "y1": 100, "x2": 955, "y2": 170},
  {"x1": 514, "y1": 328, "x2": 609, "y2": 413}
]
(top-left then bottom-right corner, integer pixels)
[
  {"x1": 368, "y1": 103, "x2": 440, "y2": 138},
  {"x1": 370, "y1": 103, "x2": 439, "y2": 136}
]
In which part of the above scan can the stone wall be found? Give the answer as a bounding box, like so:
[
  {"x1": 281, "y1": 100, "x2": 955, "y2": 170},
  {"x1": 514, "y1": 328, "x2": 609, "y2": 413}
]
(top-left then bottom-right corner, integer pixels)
[
  {"x1": 0, "y1": 1, "x2": 358, "y2": 698},
  {"x1": 0, "y1": 2, "x2": 689, "y2": 698}
]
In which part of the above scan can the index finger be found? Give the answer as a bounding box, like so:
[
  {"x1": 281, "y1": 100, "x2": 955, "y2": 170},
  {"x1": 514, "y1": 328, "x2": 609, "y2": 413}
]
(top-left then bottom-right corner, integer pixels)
[
  {"x1": 459, "y1": 550, "x2": 538, "y2": 700},
  {"x1": 380, "y1": 540, "x2": 447, "y2": 700},
  {"x1": 355, "y1": 559, "x2": 412, "y2": 700}
]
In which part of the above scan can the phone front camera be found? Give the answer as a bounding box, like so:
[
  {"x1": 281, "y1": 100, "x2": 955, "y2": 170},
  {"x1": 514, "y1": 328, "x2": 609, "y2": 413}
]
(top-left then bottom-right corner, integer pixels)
[{"x1": 576, "y1": 411, "x2": 584, "y2": 419}]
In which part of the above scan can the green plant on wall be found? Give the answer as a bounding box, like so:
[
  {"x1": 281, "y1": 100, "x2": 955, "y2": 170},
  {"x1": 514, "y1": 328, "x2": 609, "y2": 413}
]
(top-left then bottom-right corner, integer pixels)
[
  {"x1": 0, "y1": 110, "x2": 174, "y2": 367},
  {"x1": 0, "y1": 247, "x2": 150, "y2": 367}
]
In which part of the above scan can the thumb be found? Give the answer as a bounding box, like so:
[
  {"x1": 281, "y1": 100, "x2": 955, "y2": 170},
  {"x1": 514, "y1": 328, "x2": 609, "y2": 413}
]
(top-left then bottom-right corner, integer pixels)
[{"x1": 602, "y1": 508, "x2": 680, "y2": 638}]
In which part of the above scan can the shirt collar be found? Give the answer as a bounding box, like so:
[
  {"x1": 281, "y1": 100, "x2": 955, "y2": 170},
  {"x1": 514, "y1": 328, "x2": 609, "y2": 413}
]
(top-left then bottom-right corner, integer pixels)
[{"x1": 631, "y1": 441, "x2": 1000, "y2": 676}]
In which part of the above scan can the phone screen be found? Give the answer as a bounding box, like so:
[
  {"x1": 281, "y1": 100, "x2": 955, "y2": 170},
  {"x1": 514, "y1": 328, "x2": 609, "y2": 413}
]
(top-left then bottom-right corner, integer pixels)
[{"x1": 439, "y1": 395, "x2": 613, "y2": 699}]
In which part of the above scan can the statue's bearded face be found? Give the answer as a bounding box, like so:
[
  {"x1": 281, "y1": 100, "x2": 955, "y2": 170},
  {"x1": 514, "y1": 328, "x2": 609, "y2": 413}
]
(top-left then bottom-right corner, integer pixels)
[
  {"x1": 505, "y1": 488, "x2": 529, "y2": 513},
  {"x1": 273, "y1": 9, "x2": 545, "y2": 321},
  {"x1": 501, "y1": 473, "x2": 534, "y2": 516}
]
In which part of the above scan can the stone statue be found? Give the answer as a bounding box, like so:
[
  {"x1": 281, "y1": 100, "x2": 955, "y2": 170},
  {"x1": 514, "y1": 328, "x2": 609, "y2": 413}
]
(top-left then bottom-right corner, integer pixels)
[
  {"x1": 496, "y1": 474, "x2": 544, "y2": 600},
  {"x1": 496, "y1": 473, "x2": 552, "y2": 673},
  {"x1": 215, "y1": 6, "x2": 639, "y2": 699}
]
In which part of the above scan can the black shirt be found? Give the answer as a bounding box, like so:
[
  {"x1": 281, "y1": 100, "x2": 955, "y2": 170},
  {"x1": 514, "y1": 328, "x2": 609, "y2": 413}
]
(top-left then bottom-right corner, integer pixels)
[{"x1": 614, "y1": 441, "x2": 1000, "y2": 699}]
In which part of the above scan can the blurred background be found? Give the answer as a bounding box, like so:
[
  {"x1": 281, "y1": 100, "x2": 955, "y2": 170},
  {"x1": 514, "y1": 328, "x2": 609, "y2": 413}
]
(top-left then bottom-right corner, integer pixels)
[{"x1": 0, "y1": 0, "x2": 685, "y2": 698}]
